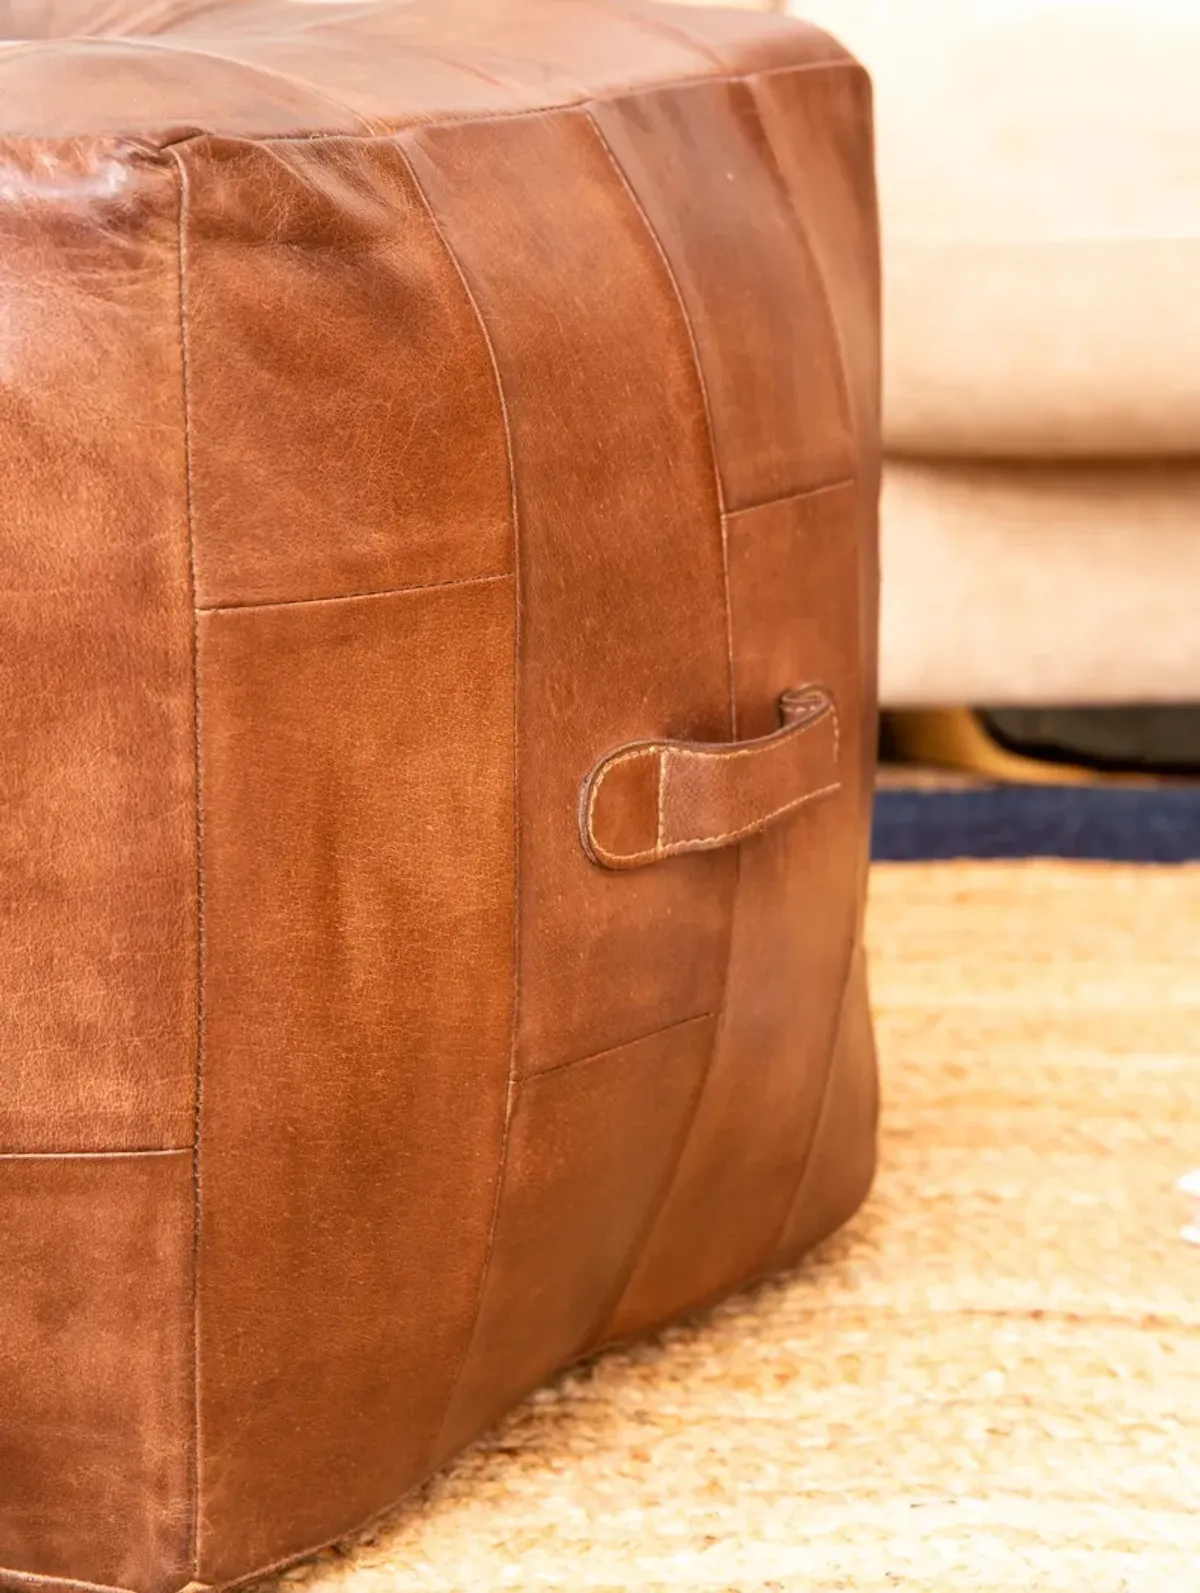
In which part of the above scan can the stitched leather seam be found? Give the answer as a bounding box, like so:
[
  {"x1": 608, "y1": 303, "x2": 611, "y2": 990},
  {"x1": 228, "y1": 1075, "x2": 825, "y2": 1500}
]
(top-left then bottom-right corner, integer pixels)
[
  {"x1": 170, "y1": 147, "x2": 206, "y2": 1585},
  {"x1": 149, "y1": 59, "x2": 864, "y2": 155},
  {"x1": 104, "y1": 37, "x2": 380, "y2": 136},
  {"x1": 584, "y1": 113, "x2": 734, "y2": 724},
  {"x1": 726, "y1": 475, "x2": 855, "y2": 520},
  {"x1": 0, "y1": 1149, "x2": 189, "y2": 1161},
  {"x1": 394, "y1": 141, "x2": 526, "y2": 1476},
  {"x1": 196, "y1": 570, "x2": 513, "y2": 616},
  {"x1": 575, "y1": 107, "x2": 737, "y2": 1358},
  {"x1": 655, "y1": 746, "x2": 667, "y2": 853},
  {"x1": 0, "y1": 1568, "x2": 156, "y2": 1593},
  {"x1": 523, "y1": 1010, "x2": 715, "y2": 1083},
  {"x1": 766, "y1": 949, "x2": 860, "y2": 1267},
  {"x1": 665, "y1": 779, "x2": 841, "y2": 855},
  {"x1": 587, "y1": 841, "x2": 655, "y2": 866},
  {"x1": 601, "y1": 777, "x2": 840, "y2": 868},
  {"x1": 745, "y1": 75, "x2": 859, "y2": 482},
  {"x1": 660, "y1": 747, "x2": 675, "y2": 858}
]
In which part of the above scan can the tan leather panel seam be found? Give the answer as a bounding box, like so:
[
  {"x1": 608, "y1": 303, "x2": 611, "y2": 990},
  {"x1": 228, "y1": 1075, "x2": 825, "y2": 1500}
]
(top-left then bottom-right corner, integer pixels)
[
  {"x1": 572, "y1": 106, "x2": 737, "y2": 1358},
  {"x1": 726, "y1": 475, "x2": 856, "y2": 521},
  {"x1": 149, "y1": 58, "x2": 863, "y2": 154},
  {"x1": 195, "y1": 570, "x2": 514, "y2": 616},
  {"x1": 0, "y1": 1149, "x2": 189, "y2": 1161},
  {"x1": 655, "y1": 744, "x2": 667, "y2": 854},
  {"x1": 765, "y1": 951, "x2": 858, "y2": 1266},
  {"x1": 108, "y1": 36, "x2": 380, "y2": 136},
  {"x1": 392, "y1": 135, "x2": 526, "y2": 1486},
  {"x1": 523, "y1": 1010, "x2": 715, "y2": 1083},
  {"x1": 586, "y1": 110, "x2": 734, "y2": 723},
  {"x1": 169, "y1": 146, "x2": 206, "y2": 1586},
  {"x1": 0, "y1": 1567, "x2": 145, "y2": 1593},
  {"x1": 581, "y1": 0, "x2": 725, "y2": 71},
  {"x1": 745, "y1": 75, "x2": 858, "y2": 471}
]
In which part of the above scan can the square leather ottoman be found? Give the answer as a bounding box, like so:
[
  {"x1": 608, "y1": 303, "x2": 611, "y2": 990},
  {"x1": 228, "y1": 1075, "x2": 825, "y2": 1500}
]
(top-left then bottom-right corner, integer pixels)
[{"x1": 0, "y1": 3, "x2": 881, "y2": 1588}]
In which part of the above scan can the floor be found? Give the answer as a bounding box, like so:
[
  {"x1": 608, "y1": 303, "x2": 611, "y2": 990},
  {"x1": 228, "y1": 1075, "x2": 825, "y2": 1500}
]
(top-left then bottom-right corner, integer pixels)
[{"x1": 874, "y1": 780, "x2": 1200, "y2": 862}]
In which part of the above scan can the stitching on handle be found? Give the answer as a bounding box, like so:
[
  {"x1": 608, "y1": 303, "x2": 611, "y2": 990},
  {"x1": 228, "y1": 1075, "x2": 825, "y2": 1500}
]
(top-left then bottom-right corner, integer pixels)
[
  {"x1": 663, "y1": 696, "x2": 838, "y2": 768},
  {"x1": 584, "y1": 699, "x2": 839, "y2": 868},
  {"x1": 585, "y1": 744, "x2": 662, "y2": 867},
  {"x1": 663, "y1": 778, "x2": 840, "y2": 855}
]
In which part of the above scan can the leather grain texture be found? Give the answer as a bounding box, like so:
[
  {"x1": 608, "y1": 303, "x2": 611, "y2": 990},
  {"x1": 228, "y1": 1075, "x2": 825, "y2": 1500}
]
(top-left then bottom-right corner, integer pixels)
[{"x1": 0, "y1": 3, "x2": 881, "y2": 1590}]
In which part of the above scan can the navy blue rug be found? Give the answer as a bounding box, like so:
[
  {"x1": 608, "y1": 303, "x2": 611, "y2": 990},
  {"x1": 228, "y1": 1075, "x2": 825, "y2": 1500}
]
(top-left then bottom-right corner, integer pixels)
[{"x1": 872, "y1": 783, "x2": 1200, "y2": 863}]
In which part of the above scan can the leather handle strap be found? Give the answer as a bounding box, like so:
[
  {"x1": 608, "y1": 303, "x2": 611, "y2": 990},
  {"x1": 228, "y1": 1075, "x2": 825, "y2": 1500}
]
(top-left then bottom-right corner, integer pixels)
[{"x1": 580, "y1": 685, "x2": 840, "y2": 871}]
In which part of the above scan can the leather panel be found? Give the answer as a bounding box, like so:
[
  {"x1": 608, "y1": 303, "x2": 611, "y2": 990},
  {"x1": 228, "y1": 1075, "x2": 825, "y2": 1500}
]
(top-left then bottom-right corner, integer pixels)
[
  {"x1": 593, "y1": 79, "x2": 856, "y2": 509},
  {"x1": 0, "y1": 39, "x2": 364, "y2": 139},
  {"x1": 752, "y1": 62, "x2": 882, "y2": 900},
  {"x1": 0, "y1": 2, "x2": 860, "y2": 142},
  {"x1": 0, "y1": 146, "x2": 196, "y2": 1153},
  {"x1": 0, "y1": 1154, "x2": 192, "y2": 1593},
  {"x1": 194, "y1": 580, "x2": 516, "y2": 1580},
  {"x1": 433, "y1": 1015, "x2": 715, "y2": 1464},
  {"x1": 405, "y1": 109, "x2": 736, "y2": 1075},
  {"x1": 751, "y1": 63, "x2": 880, "y2": 481},
  {"x1": 606, "y1": 485, "x2": 865, "y2": 1339},
  {"x1": 776, "y1": 944, "x2": 879, "y2": 1263},
  {"x1": 177, "y1": 135, "x2": 514, "y2": 610}
]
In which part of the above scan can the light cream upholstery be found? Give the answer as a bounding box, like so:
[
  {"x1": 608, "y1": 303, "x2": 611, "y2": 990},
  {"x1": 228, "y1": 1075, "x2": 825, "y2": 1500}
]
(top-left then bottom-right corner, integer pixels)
[
  {"x1": 789, "y1": 0, "x2": 1200, "y2": 704},
  {"x1": 796, "y1": 0, "x2": 1200, "y2": 458},
  {"x1": 881, "y1": 461, "x2": 1200, "y2": 704}
]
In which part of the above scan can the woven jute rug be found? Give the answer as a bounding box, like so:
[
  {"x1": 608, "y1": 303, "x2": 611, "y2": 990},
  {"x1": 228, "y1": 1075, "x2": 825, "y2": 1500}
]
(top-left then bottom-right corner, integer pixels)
[{"x1": 267, "y1": 862, "x2": 1200, "y2": 1592}]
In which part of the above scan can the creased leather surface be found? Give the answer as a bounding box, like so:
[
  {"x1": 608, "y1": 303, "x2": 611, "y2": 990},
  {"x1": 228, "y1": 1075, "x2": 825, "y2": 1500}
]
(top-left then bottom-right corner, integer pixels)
[
  {"x1": 0, "y1": 4, "x2": 880, "y2": 1591},
  {"x1": 0, "y1": 1155, "x2": 193, "y2": 1593},
  {"x1": 0, "y1": 144, "x2": 196, "y2": 1156}
]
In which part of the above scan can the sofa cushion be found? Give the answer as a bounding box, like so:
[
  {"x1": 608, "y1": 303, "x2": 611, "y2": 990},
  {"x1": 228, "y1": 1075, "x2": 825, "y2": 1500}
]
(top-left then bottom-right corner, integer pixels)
[
  {"x1": 795, "y1": 0, "x2": 1200, "y2": 458},
  {"x1": 879, "y1": 459, "x2": 1200, "y2": 704}
]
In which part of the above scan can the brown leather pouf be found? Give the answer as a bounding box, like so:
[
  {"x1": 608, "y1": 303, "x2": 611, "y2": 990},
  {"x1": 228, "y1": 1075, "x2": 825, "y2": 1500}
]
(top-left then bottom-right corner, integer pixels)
[{"x1": 0, "y1": 4, "x2": 881, "y2": 1589}]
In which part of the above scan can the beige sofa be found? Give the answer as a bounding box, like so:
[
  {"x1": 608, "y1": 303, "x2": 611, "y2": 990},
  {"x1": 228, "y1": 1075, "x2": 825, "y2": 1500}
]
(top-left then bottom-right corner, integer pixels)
[{"x1": 684, "y1": 0, "x2": 1200, "y2": 707}]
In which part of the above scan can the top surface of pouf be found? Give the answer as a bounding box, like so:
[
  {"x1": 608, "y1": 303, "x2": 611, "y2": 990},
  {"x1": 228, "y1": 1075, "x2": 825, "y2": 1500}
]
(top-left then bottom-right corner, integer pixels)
[
  {"x1": 0, "y1": 0, "x2": 833, "y2": 136},
  {"x1": 796, "y1": 0, "x2": 1200, "y2": 460}
]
